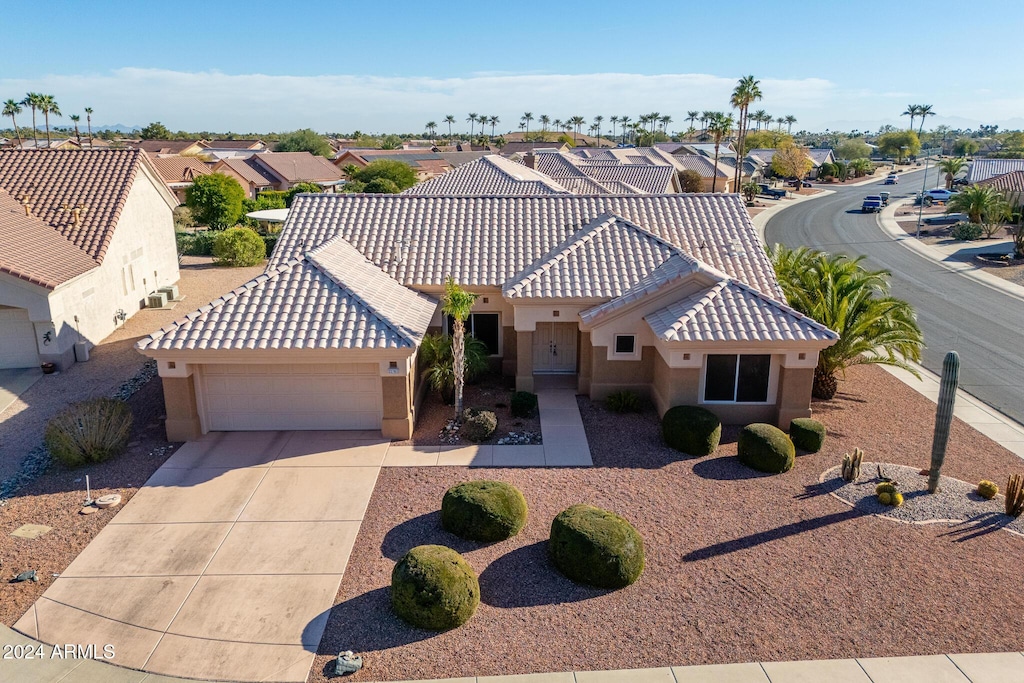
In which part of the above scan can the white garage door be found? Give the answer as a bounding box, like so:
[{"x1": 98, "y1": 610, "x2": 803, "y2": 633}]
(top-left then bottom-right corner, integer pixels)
[
  {"x1": 201, "y1": 363, "x2": 382, "y2": 431},
  {"x1": 0, "y1": 307, "x2": 39, "y2": 369}
]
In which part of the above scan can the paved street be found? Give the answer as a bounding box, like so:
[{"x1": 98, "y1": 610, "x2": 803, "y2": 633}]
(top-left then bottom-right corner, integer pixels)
[{"x1": 765, "y1": 170, "x2": 1024, "y2": 424}]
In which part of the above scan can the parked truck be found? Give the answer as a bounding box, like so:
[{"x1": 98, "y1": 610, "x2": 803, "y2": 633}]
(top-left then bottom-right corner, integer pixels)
[
  {"x1": 861, "y1": 195, "x2": 883, "y2": 213},
  {"x1": 758, "y1": 183, "x2": 787, "y2": 200}
]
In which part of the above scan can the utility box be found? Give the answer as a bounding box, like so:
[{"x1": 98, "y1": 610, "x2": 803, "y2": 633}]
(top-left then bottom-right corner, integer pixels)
[
  {"x1": 158, "y1": 284, "x2": 180, "y2": 301},
  {"x1": 74, "y1": 340, "x2": 90, "y2": 362},
  {"x1": 146, "y1": 292, "x2": 168, "y2": 309}
]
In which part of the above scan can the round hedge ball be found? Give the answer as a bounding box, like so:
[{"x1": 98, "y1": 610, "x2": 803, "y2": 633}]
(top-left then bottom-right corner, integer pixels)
[
  {"x1": 789, "y1": 418, "x2": 826, "y2": 453},
  {"x1": 549, "y1": 504, "x2": 644, "y2": 589},
  {"x1": 661, "y1": 405, "x2": 722, "y2": 456},
  {"x1": 441, "y1": 480, "x2": 528, "y2": 541},
  {"x1": 391, "y1": 545, "x2": 479, "y2": 630},
  {"x1": 737, "y1": 423, "x2": 795, "y2": 473}
]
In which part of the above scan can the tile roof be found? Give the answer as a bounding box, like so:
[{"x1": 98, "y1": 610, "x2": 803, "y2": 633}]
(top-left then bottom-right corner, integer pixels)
[
  {"x1": 402, "y1": 155, "x2": 571, "y2": 196},
  {"x1": 135, "y1": 140, "x2": 201, "y2": 155},
  {"x1": 976, "y1": 169, "x2": 1024, "y2": 192},
  {"x1": 0, "y1": 149, "x2": 148, "y2": 263},
  {"x1": 644, "y1": 279, "x2": 838, "y2": 343},
  {"x1": 500, "y1": 142, "x2": 568, "y2": 155},
  {"x1": 579, "y1": 253, "x2": 712, "y2": 325},
  {"x1": 967, "y1": 159, "x2": 1024, "y2": 184},
  {"x1": 272, "y1": 194, "x2": 784, "y2": 299},
  {"x1": 504, "y1": 214, "x2": 682, "y2": 299},
  {"x1": 149, "y1": 156, "x2": 212, "y2": 184},
  {"x1": 251, "y1": 152, "x2": 344, "y2": 183},
  {"x1": 673, "y1": 154, "x2": 729, "y2": 178},
  {"x1": 747, "y1": 149, "x2": 778, "y2": 165},
  {"x1": 0, "y1": 189, "x2": 99, "y2": 289},
  {"x1": 807, "y1": 148, "x2": 834, "y2": 166},
  {"x1": 199, "y1": 140, "x2": 265, "y2": 150},
  {"x1": 138, "y1": 237, "x2": 437, "y2": 352},
  {"x1": 435, "y1": 151, "x2": 495, "y2": 167},
  {"x1": 532, "y1": 151, "x2": 676, "y2": 194},
  {"x1": 215, "y1": 157, "x2": 275, "y2": 186},
  {"x1": 748, "y1": 148, "x2": 831, "y2": 168}
]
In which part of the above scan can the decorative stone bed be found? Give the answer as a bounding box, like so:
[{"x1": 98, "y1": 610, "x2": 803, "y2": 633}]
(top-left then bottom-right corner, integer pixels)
[{"x1": 822, "y1": 462, "x2": 1024, "y2": 538}]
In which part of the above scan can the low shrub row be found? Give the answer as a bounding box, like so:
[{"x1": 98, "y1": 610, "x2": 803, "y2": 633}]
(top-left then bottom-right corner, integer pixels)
[{"x1": 176, "y1": 228, "x2": 276, "y2": 261}]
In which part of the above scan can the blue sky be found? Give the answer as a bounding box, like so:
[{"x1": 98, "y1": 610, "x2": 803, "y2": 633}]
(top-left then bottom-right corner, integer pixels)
[{"x1": 3, "y1": 0, "x2": 1021, "y2": 134}]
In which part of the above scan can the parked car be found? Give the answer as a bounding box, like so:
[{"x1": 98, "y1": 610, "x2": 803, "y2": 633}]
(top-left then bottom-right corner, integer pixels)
[
  {"x1": 785, "y1": 178, "x2": 813, "y2": 188},
  {"x1": 923, "y1": 212, "x2": 968, "y2": 225},
  {"x1": 879, "y1": 191, "x2": 890, "y2": 205},
  {"x1": 758, "y1": 183, "x2": 787, "y2": 199},
  {"x1": 952, "y1": 177, "x2": 969, "y2": 187},
  {"x1": 884, "y1": 175, "x2": 899, "y2": 185},
  {"x1": 862, "y1": 196, "x2": 883, "y2": 213},
  {"x1": 925, "y1": 188, "x2": 958, "y2": 202}
]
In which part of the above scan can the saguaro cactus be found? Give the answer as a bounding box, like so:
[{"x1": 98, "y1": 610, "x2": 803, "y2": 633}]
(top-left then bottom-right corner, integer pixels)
[
  {"x1": 841, "y1": 448, "x2": 863, "y2": 482},
  {"x1": 928, "y1": 351, "x2": 959, "y2": 493}
]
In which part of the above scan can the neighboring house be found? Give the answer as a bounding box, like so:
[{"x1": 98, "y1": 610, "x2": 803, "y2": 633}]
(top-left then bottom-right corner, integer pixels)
[
  {"x1": 748, "y1": 148, "x2": 835, "y2": 178},
  {"x1": 198, "y1": 139, "x2": 267, "y2": 161},
  {"x1": 213, "y1": 152, "x2": 344, "y2": 198},
  {"x1": 149, "y1": 156, "x2": 213, "y2": 203},
  {"x1": 333, "y1": 150, "x2": 452, "y2": 181},
  {"x1": 403, "y1": 155, "x2": 574, "y2": 195},
  {"x1": 673, "y1": 154, "x2": 733, "y2": 192},
  {"x1": 529, "y1": 150, "x2": 680, "y2": 193},
  {"x1": 500, "y1": 141, "x2": 570, "y2": 156},
  {"x1": 137, "y1": 194, "x2": 837, "y2": 441},
  {"x1": 967, "y1": 159, "x2": 1024, "y2": 184},
  {"x1": 15, "y1": 138, "x2": 81, "y2": 150},
  {"x1": 134, "y1": 139, "x2": 206, "y2": 157},
  {"x1": 975, "y1": 170, "x2": 1024, "y2": 206},
  {"x1": 0, "y1": 150, "x2": 180, "y2": 370}
]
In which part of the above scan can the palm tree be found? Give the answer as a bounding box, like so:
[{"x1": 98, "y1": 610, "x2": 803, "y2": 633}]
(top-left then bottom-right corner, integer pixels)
[
  {"x1": 3, "y1": 99, "x2": 23, "y2": 146},
  {"x1": 570, "y1": 115, "x2": 586, "y2": 146},
  {"x1": 785, "y1": 115, "x2": 797, "y2": 134},
  {"x1": 730, "y1": 75, "x2": 763, "y2": 189},
  {"x1": 444, "y1": 114, "x2": 456, "y2": 142},
  {"x1": 619, "y1": 115, "x2": 631, "y2": 144},
  {"x1": 609, "y1": 115, "x2": 619, "y2": 143},
  {"x1": 467, "y1": 113, "x2": 478, "y2": 138},
  {"x1": 901, "y1": 104, "x2": 920, "y2": 131},
  {"x1": 946, "y1": 185, "x2": 1010, "y2": 225},
  {"x1": 687, "y1": 110, "x2": 699, "y2": 131},
  {"x1": 769, "y1": 245, "x2": 924, "y2": 400},
  {"x1": 775, "y1": 116, "x2": 786, "y2": 131},
  {"x1": 441, "y1": 276, "x2": 479, "y2": 415},
  {"x1": 84, "y1": 107, "x2": 94, "y2": 148},
  {"x1": 594, "y1": 115, "x2": 604, "y2": 146},
  {"x1": 701, "y1": 110, "x2": 715, "y2": 140},
  {"x1": 539, "y1": 114, "x2": 550, "y2": 133},
  {"x1": 916, "y1": 104, "x2": 935, "y2": 136},
  {"x1": 706, "y1": 112, "x2": 734, "y2": 193},
  {"x1": 40, "y1": 95, "x2": 61, "y2": 144},
  {"x1": 489, "y1": 115, "x2": 499, "y2": 140},
  {"x1": 521, "y1": 112, "x2": 534, "y2": 138},
  {"x1": 69, "y1": 114, "x2": 82, "y2": 145},
  {"x1": 659, "y1": 114, "x2": 672, "y2": 137},
  {"x1": 937, "y1": 157, "x2": 965, "y2": 189},
  {"x1": 21, "y1": 92, "x2": 43, "y2": 145},
  {"x1": 751, "y1": 109, "x2": 767, "y2": 131}
]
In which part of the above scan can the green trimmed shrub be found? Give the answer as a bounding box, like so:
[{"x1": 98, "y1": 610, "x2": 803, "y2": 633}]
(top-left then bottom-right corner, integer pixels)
[
  {"x1": 391, "y1": 545, "x2": 479, "y2": 630},
  {"x1": 262, "y1": 234, "x2": 279, "y2": 257},
  {"x1": 549, "y1": 504, "x2": 645, "y2": 589},
  {"x1": 461, "y1": 408, "x2": 497, "y2": 442},
  {"x1": 951, "y1": 221, "x2": 983, "y2": 241},
  {"x1": 789, "y1": 418, "x2": 826, "y2": 453},
  {"x1": 213, "y1": 227, "x2": 266, "y2": 266},
  {"x1": 44, "y1": 398, "x2": 133, "y2": 467},
  {"x1": 606, "y1": 390, "x2": 640, "y2": 414},
  {"x1": 661, "y1": 405, "x2": 721, "y2": 456},
  {"x1": 510, "y1": 391, "x2": 538, "y2": 418},
  {"x1": 737, "y1": 423, "x2": 795, "y2": 473},
  {"x1": 441, "y1": 480, "x2": 528, "y2": 541},
  {"x1": 176, "y1": 230, "x2": 216, "y2": 256}
]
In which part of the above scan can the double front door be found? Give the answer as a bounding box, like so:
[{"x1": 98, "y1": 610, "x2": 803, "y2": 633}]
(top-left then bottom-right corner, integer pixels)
[{"x1": 533, "y1": 322, "x2": 578, "y2": 374}]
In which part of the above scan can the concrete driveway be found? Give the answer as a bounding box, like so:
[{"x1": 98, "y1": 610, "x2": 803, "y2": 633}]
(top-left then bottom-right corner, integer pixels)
[
  {"x1": 0, "y1": 367, "x2": 42, "y2": 415},
  {"x1": 14, "y1": 431, "x2": 386, "y2": 682}
]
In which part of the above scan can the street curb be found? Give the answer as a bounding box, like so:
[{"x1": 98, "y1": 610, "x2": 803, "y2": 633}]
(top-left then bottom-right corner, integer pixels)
[{"x1": 752, "y1": 189, "x2": 835, "y2": 240}]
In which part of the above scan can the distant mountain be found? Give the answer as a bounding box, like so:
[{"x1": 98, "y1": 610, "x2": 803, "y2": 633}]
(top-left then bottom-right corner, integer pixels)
[{"x1": 93, "y1": 123, "x2": 140, "y2": 133}]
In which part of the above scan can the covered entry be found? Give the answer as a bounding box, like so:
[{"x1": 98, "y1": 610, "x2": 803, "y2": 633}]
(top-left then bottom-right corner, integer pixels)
[
  {"x1": 533, "y1": 322, "x2": 578, "y2": 374},
  {"x1": 200, "y1": 363, "x2": 383, "y2": 431}
]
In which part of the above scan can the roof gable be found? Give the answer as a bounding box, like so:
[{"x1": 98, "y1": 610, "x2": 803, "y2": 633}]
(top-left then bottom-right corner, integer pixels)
[
  {"x1": 976, "y1": 169, "x2": 1024, "y2": 192},
  {"x1": 403, "y1": 155, "x2": 571, "y2": 196},
  {"x1": 250, "y1": 152, "x2": 343, "y2": 183},
  {"x1": 968, "y1": 159, "x2": 1024, "y2": 183}
]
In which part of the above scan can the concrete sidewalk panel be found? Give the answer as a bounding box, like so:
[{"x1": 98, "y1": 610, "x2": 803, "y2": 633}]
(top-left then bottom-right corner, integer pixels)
[
  {"x1": 857, "y1": 655, "x2": 970, "y2": 683},
  {"x1": 672, "y1": 662, "x2": 771, "y2": 682}
]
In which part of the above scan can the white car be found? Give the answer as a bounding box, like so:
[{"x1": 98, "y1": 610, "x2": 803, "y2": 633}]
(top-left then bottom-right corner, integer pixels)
[{"x1": 925, "y1": 188, "x2": 958, "y2": 202}]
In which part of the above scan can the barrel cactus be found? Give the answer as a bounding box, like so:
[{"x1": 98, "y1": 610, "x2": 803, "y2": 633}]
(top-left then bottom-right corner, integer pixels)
[
  {"x1": 977, "y1": 480, "x2": 999, "y2": 500},
  {"x1": 928, "y1": 351, "x2": 959, "y2": 493}
]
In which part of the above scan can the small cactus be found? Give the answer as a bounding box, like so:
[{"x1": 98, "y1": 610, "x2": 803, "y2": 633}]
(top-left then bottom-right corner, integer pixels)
[
  {"x1": 876, "y1": 482, "x2": 897, "y2": 495},
  {"x1": 841, "y1": 448, "x2": 863, "y2": 482},
  {"x1": 1006, "y1": 474, "x2": 1024, "y2": 517},
  {"x1": 977, "y1": 480, "x2": 999, "y2": 500},
  {"x1": 928, "y1": 351, "x2": 960, "y2": 493},
  {"x1": 878, "y1": 490, "x2": 904, "y2": 507}
]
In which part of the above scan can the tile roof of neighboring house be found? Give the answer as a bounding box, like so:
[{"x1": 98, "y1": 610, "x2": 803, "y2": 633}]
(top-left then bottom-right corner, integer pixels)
[
  {"x1": 747, "y1": 149, "x2": 778, "y2": 165},
  {"x1": 682, "y1": 143, "x2": 736, "y2": 158},
  {"x1": 500, "y1": 142, "x2": 568, "y2": 155},
  {"x1": 199, "y1": 140, "x2": 265, "y2": 150},
  {"x1": 435, "y1": 151, "x2": 494, "y2": 167},
  {"x1": 0, "y1": 189, "x2": 100, "y2": 289},
  {"x1": 149, "y1": 156, "x2": 212, "y2": 185},
  {"x1": 504, "y1": 214, "x2": 684, "y2": 299},
  {"x1": 402, "y1": 155, "x2": 571, "y2": 195},
  {"x1": 976, "y1": 169, "x2": 1024, "y2": 192},
  {"x1": 807, "y1": 148, "x2": 834, "y2": 166},
  {"x1": 532, "y1": 152, "x2": 675, "y2": 194},
  {"x1": 673, "y1": 154, "x2": 729, "y2": 178},
  {"x1": 215, "y1": 157, "x2": 276, "y2": 186},
  {"x1": 655, "y1": 142, "x2": 690, "y2": 155},
  {"x1": 644, "y1": 279, "x2": 838, "y2": 343},
  {"x1": 0, "y1": 149, "x2": 150, "y2": 263},
  {"x1": 967, "y1": 159, "x2": 1024, "y2": 184},
  {"x1": 135, "y1": 139, "x2": 201, "y2": 155},
  {"x1": 139, "y1": 236, "x2": 437, "y2": 352},
  {"x1": 251, "y1": 152, "x2": 344, "y2": 183},
  {"x1": 748, "y1": 148, "x2": 831, "y2": 169},
  {"x1": 273, "y1": 194, "x2": 783, "y2": 299}
]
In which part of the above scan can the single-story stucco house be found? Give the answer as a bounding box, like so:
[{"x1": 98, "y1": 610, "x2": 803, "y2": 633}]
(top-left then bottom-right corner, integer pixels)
[
  {"x1": 0, "y1": 149, "x2": 180, "y2": 369},
  {"x1": 137, "y1": 193, "x2": 837, "y2": 441}
]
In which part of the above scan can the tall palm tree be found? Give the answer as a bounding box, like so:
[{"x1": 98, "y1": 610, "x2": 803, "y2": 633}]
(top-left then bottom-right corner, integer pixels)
[
  {"x1": 775, "y1": 116, "x2": 786, "y2": 131},
  {"x1": 731, "y1": 75, "x2": 763, "y2": 189},
  {"x1": 916, "y1": 104, "x2": 935, "y2": 136},
  {"x1": 3, "y1": 99, "x2": 23, "y2": 146},
  {"x1": 751, "y1": 109, "x2": 767, "y2": 131},
  {"x1": 441, "y1": 276, "x2": 479, "y2": 415},
  {"x1": 466, "y1": 113, "x2": 478, "y2": 138},
  {"x1": 785, "y1": 115, "x2": 797, "y2": 134},
  {"x1": 570, "y1": 115, "x2": 586, "y2": 146},
  {"x1": 69, "y1": 114, "x2": 82, "y2": 145},
  {"x1": 84, "y1": 107, "x2": 94, "y2": 148},
  {"x1": 659, "y1": 114, "x2": 672, "y2": 137},
  {"x1": 937, "y1": 157, "x2": 965, "y2": 189},
  {"x1": 618, "y1": 115, "x2": 631, "y2": 144},
  {"x1": 687, "y1": 110, "x2": 699, "y2": 130},
  {"x1": 901, "y1": 104, "x2": 920, "y2": 131},
  {"x1": 594, "y1": 115, "x2": 604, "y2": 146},
  {"x1": 21, "y1": 92, "x2": 43, "y2": 145},
  {"x1": 40, "y1": 95, "x2": 61, "y2": 144},
  {"x1": 488, "y1": 115, "x2": 500, "y2": 140},
  {"x1": 444, "y1": 114, "x2": 456, "y2": 142},
  {"x1": 700, "y1": 110, "x2": 715, "y2": 140},
  {"x1": 610, "y1": 115, "x2": 619, "y2": 144},
  {"x1": 768, "y1": 245, "x2": 923, "y2": 400},
  {"x1": 539, "y1": 114, "x2": 550, "y2": 132},
  {"x1": 521, "y1": 112, "x2": 534, "y2": 137},
  {"x1": 706, "y1": 112, "x2": 734, "y2": 193},
  {"x1": 946, "y1": 185, "x2": 1010, "y2": 225}
]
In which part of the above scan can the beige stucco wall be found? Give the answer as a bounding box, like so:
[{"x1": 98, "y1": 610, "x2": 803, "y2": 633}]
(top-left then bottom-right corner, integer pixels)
[
  {"x1": 382, "y1": 374, "x2": 414, "y2": 439},
  {"x1": 775, "y1": 365, "x2": 815, "y2": 426},
  {"x1": 515, "y1": 330, "x2": 534, "y2": 391},
  {"x1": 163, "y1": 375, "x2": 202, "y2": 441},
  {"x1": 588, "y1": 345, "x2": 655, "y2": 400},
  {"x1": 651, "y1": 350, "x2": 699, "y2": 415}
]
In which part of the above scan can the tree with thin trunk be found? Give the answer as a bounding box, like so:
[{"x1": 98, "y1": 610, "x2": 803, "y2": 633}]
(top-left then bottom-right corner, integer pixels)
[
  {"x1": 771, "y1": 142, "x2": 814, "y2": 193},
  {"x1": 701, "y1": 110, "x2": 715, "y2": 140},
  {"x1": 594, "y1": 115, "x2": 604, "y2": 146},
  {"x1": 901, "y1": 104, "x2": 919, "y2": 132},
  {"x1": 441, "y1": 276, "x2": 479, "y2": 416},
  {"x1": 467, "y1": 113, "x2": 478, "y2": 138},
  {"x1": 706, "y1": 112, "x2": 734, "y2": 192},
  {"x1": 785, "y1": 115, "x2": 797, "y2": 134},
  {"x1": 85, "y1": 107, "x2": 94, "y2": 148},
  {"x1": 539, "y1": 114, "x2": 550, "y2": 133},
  {"x1": 731, "y1": 75, "x2": 763, "y2": 192},
  {"x1": 489, "y1": 115, "x2": 499, "y2": 140},
  {"x1": 938, "y1": 157, "x2": 965, "y2": 189},
  {"x1": 3, "y1": 100, "x2": 23, "y2": 146},
  {"x1": 619, "y1": 115, "x2": 631, "y2": 144},
  {"x1": 659, "y1": 115, "x2": 672, "y2": 137},
  {"x1": 687, "y1": 110, "x2": 699, "y2": 131},
  {"x1": 444, "y1": 114, "x2": 455, "y2": 142},
  {"x1": 916, "y1": 104, "x2": 935, "y2": 136},
  {"x1": 40, "y1": 95, "x2": 60, "y2": 144},
  {"x1": 570, "y1": 116, "x2": 585, "y2": 146},
  {"x1": 21, "y1": 92, "x2": 43, "y2": 145},
  {"x1": 69, "y1": 114, "x2": 82, "y2": 146},
  {"x1": 751, "y1": 109, "x2": 767, "y2": 131},
  {"x1": 775, "y1": 116, "x2": 785, "y2": 131},
  {"x1": 610, "y1": 115, "x2": 619, "y2": 143},
  {"x1": 521, "y1": 112, "x2": 533, "y2": 138}
]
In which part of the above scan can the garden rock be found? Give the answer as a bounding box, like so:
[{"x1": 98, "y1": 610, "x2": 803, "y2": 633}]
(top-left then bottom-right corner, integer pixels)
[
  {"x1": 10, "y1": 570, "x2": 37, "y2": 583},
  {"x1": 334, "y1": 651, "x2": 363, "y2": 675}
]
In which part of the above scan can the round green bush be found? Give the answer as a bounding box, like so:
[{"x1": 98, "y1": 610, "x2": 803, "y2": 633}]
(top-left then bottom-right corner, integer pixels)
[
  {"x1": 391, "y1": 545, "x2": 479, "y2": 630},
  {"x1": 661, "y1": 405, "x2": 721, "y2": 456},
  {"x1": 549, "y1": 504, "x2": 645, "y2": 589},
  {"x1": 737, "y1": 423, "x2": 795, "y2": 473},
  {"x1": 441, "y1": 480, "x2": 528, "y2": 541},
  {"x1": 212, "y1": 226, "x2": 266, "y2": 266},
  {"x1": 789, "y1": 418, "x2": 826, "y2": 453},
  {"x1": 44, "y1": 398, "x2": 133, "y2": 467},
  {"x1": 461, "y1": 408, "x2": 497, "y2": 442},
  {"x1": 510, "y1": 391, "x2": 538, "y2": 418}
]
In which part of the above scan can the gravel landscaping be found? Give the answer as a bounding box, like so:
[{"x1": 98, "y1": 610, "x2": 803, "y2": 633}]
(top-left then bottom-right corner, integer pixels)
[{"x1": 309, "y1": 364, "x2": 1024, "y2": 682}]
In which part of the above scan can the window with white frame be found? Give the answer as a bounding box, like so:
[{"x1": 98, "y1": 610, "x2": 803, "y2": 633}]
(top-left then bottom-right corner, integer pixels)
[
  {"x1": 703, "y1": 354, "x2": 771, "y2": 403},
  {"x1": 444, "y1": 312, "x2": 501, "y2": 355},
  {"x1": 613, "y1": 334, "x2": 636, "y2": 355}
]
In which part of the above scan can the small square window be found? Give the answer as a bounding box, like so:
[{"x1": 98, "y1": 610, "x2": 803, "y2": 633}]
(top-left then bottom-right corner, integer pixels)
[
  {"x1": 167, "y1": 361, "x2": 176, "y2": 370},
  {"x1": 614, "y1": 335, "x2": 636, "y2": 354}
]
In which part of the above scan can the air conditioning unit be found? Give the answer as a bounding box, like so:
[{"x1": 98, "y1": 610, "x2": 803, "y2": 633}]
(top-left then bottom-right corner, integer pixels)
[
  {"x1": 146, "y1": 292, "x2": 168, "y2": 309},
  {"x1": 158, "y1": 284, "x2": 179, "y2": 301},
  {"x1": 74, "y1": 340, "x2": 90, "y2": 362}
]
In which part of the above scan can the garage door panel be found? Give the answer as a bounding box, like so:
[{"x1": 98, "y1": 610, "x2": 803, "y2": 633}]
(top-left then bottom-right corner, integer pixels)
[
  {"x1": 201, "y1": 364, "x2": 382, "y2": 431},
  {"x1": 0, "y1": 308, "x2": 39, "y2": 369}
]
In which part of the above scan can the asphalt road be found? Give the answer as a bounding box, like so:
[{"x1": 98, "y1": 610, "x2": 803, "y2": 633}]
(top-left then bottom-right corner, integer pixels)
[{"x1": 764, "y1": 172, "x2": 1024, "y2": 424}]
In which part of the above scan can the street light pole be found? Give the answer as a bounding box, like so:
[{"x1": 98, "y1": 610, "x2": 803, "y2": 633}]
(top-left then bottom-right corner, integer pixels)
[{"x1": 916, "y1": 148, "x2": 940, "y2": 239}]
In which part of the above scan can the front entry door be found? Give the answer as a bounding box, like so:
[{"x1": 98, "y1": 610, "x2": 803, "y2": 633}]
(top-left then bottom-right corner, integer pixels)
[{"x1": 533, "y1": 322, "x2": 578, "y2": 374}]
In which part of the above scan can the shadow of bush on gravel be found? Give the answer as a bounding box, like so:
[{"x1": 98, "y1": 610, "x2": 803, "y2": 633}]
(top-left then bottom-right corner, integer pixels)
[
  {"x1": 477, "y1": 541, "x2": 610, "y2": 608},
  {"x1": 691, "y1": 455, "x2": 779, "y2": 481},
  {"x1": 380, "y1": 511, "x2": 493, "y2": 561},
  {"x1": 314, "y1": 587, "x2": 438, "y2": 659}
]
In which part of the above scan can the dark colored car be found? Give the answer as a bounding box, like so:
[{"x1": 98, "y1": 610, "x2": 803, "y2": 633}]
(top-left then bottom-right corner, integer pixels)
[
  {"x1": 923, "y1": 212, "x2": 968, "y2": 225},
  {"x1": 861, "y1": 196, "x2": 883, "y2": 213},
  {"x1": 785, "y1": 178, "x2": 813, "y2": 188}
]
